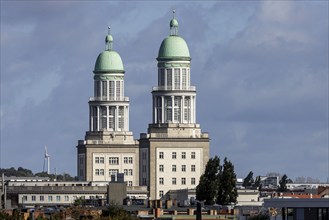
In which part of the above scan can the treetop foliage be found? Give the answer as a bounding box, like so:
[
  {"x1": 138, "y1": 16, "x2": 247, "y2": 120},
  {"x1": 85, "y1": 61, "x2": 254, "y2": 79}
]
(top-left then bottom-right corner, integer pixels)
[
  {"x1": 0, "y1": 167, "x2": 76, "y2": 181},
  {"x1": 196, "y1": 156, "x2": 237, "y2": 205}
]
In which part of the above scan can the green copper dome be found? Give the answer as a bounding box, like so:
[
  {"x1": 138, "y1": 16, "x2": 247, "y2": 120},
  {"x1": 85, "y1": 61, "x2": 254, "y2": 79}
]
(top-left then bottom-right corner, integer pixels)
[
  {"x1": 157, "y1": 17, "x2": 190, "y2": 61},
  {"x1": 157, "y1": 36, "x2": 190, "y2": 60},
  {"x1": 94, "y1": 34, "x2": 124, "y2": 73},
  {"x1": 94, "y1": 50, "x2": 124, "y2": 73}
]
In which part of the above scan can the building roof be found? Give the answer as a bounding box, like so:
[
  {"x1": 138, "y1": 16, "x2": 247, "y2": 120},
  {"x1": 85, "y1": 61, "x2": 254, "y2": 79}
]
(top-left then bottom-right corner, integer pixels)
[
  {"x1": 157, "y1": 18, "x2": 190, "y2": 61},
  {"x1": 94, "y1": 34, "x2": 124, "y2": 73}
]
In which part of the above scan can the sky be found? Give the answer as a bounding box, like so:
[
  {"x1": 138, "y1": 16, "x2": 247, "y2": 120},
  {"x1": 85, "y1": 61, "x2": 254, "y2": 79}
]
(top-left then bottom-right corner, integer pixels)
[{"x1": 1, "y1": 1, "x2": 328, "y2": 182}]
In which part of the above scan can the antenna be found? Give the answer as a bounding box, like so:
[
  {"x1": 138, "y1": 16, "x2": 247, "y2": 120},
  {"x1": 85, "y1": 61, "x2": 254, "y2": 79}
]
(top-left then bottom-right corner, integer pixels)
[{"x1": 43, "y1": 146, "x2": 50, "y2": 174}]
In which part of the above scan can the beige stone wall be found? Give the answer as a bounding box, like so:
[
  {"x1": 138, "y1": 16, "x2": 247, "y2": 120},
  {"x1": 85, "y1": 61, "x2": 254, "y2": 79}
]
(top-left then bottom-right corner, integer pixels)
[{"x1": 145, "y1": 125, "x2": 209, "y2": 200}]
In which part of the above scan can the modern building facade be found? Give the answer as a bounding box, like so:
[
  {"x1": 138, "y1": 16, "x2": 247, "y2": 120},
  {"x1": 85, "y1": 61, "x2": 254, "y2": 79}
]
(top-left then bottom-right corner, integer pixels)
[{"x1": 77, "y1": 14, "x2": 210, "y2": 200}]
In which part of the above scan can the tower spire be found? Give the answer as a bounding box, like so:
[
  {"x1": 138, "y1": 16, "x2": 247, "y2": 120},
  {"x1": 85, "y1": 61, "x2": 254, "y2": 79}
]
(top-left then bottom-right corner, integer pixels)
[
  {"x1": 170, "y1": 11, "x2": 178, "y2": 36},
  {"x1": 105, "y1": 27, "x2": 113, "y2": 51}
]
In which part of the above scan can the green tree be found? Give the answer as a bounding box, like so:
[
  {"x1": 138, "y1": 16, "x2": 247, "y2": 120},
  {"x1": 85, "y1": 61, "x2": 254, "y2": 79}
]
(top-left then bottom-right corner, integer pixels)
[
  {"x1": 216, "y1": 157, "x2": 237, "y2": 205},
  {"x1": 242, "y1": 171, "x2": 254, "y2": 188},
  {"x1": 254, "y1": 175, "x2": 262, "y2": 190},
  {"x1": 278, "y1": 174, "x2": 289, "y2": 192},
  {"x1": 196, "y1": 156, "x2": 220, "y2": 205}
]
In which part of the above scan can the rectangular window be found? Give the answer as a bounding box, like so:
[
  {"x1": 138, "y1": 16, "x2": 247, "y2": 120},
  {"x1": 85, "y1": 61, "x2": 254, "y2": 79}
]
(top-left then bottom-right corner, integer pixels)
[
  {"x1": 56, "y1": 196, "x2": 61, "y2": 202},
  {"x1": 159, "y1": 152, "x2": 164, "y2": 159},
  {"x1": 191, "y1": 178, "x2": 196, "y2": 185},
  {"x1": 96, "y1": 81, "x2": 101, "y2": 97},
  {"x1": 182, "y1": 152, "x2": 186, "y2": 159},
  {"x1": 172, "y1": 152, "x2": 176, "y2": 159},
  {"x1": 31, "y1": 195, "x2": 36, "y2": 201},
  {"x1": 109, "y1": 169, "x2": 119, "y2": 176},
  {"x1": 64, "y1": 196, "x2": 69, "y2": 201},
  {"x1": 109, "y1": 81, "x2": 115, "y2": 98},
  {"x1": 102, "y1": 81, "x2": 107, "y2": 97},
  {"x1": 191, "y1": 152, "x2": 196, "y2": 159},
  {"x1": 48, "y1": 196, "x2": 53, "y2": 202},
  {"x1": 182, "y1": 165, "x2": 186, "y2": 172},
  {"x1": 40, "y1": 196, "x2": 44, "y2": 201},
  {"x1": 99, "y1": 157, "x2": 104, "y2": 163},
  {"x1": 174, "y1": 68, "x2": 180, "y2": 89},
  {"x1": 95, "y1": 157, "x2": 100, "y2": 164},
  {"x1": 124, "y1": 169, "x2": 128, "y2": 176},
  {"x1": 184, "y1": 98, "x2": 190, "y2": 121},
  {"x1": 167, "y1": 69, "x2": 172, "y2": 88},
  {"x1": 119, "y1": 117, "x2": 124, "y2": 129},
  {"x1": 172, "y1": 165, "x2": 176, "y2": 172},
  {"x1": 159, "y1": 69, "x2": 165, "y2": 86},
  {"x1": 191, "y1": 165, "x2": 196, "y2": 172},
  {"x1": 159, "y1": 165, "x2": 164, "y2": 172},
  {"x1": 108, "y1": 107, "x2": 115, "y2": 129},
  {"x1": 129, "y1": 169, "x2": 133, "y2": 176},
  {"x1": 159, "y1": 177, "x2": 164, "y2": 185},
  {"x1": 128, "y1": 181, "x2": 133, "y2": 187},
  {"x1": 182, "y1": 69, "x2": 186, "y2": 89},
  {"x1": 159, "y1": 190, "x2": 164, "y2": 198},
  {"x1": 172, "y1": 178, "x2": 176, "y2": 185},
  {"x1": 109, "y1": 157, "x2": 119, "y2": 165},
  {"x1": 100, "y1": 169, "x2": 104, "y2": 175},
  {"x1": 116, "y1": 81, "x2": 121, "y2": 99},
  {"x1": 181, "y1": 178, "x2": 186, "y2": 185},
  {"x1": 95, "y1": 169, "x2": 100, "y2": 176}
]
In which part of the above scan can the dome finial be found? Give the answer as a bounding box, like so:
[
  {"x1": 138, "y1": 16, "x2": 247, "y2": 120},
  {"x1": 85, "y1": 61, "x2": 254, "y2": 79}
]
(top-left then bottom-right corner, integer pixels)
[
  {"x1": 170, "y1": 11, "x2": 178, "y2": 36},
  {"x1": 173, "y1": 10, "x2": 175, "y2": 19},
  {"x1": 105, "y1": 26, "x2": 113, "y2": 51}
]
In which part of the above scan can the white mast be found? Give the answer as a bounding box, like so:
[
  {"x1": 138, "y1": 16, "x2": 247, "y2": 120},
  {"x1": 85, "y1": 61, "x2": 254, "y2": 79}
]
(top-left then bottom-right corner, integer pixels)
[{"x1": 43, "y1": 146, "x2": 50, "y2": 174}]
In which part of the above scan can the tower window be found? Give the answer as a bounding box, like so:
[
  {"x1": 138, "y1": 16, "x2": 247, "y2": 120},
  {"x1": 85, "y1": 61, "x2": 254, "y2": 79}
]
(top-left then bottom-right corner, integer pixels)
[
  {"x1": 159, "y1": 190, "x2": 164, "y2": 198},
  {"x1": 102, "y1": 81, "x2": 107, "y2": 97},
  {"x1": 108, "y1": 107, "x2": 115, "y2": 129},
  {"x1": 172, "y1": 152, "x2": 176, "y2": 159},
  {"x1": 191, "y1": 152, "x2": 196, "y2": 159},
  {"x1": 159, "y1": 177, "x2": 164, "y2": 185},
  {"x1": 159, "y1": 165, "x2": 164, "y2": 172},
  {"x1": 191, "y1": 165, "x2": 196, "y2": 172},
  {"x1": 172, "y1": 165, "x2": 176, "y2": 172},
  {"x1": 191, "y1": 178, "x2": 196, "y2": 185},
  {"x1": 109, "y1": 81, "x2": 115, "y2": 98},
  {"x1": 181, "y1": 178, "x2": 186, "y2": 185},
  {"x1": 182, "y1": 165, "x2": 186, "y2": 172},
  {"x1": 167, "y1": 69, "x2": 172, "y2": 88},
  {"x1": 159, "y1": 152, "x2": 164, "y2": 159},
  {"x1": 182, "y1": 152, "x2": 186, "y2": 159},
  {"x1": 182, "y1": 69, "x2": 187, "y2": 89},
  {"x1": 174, "y1": 68, "x2": 180, "y2": 89},
  {"x1": 159, "y1": 69, "x2": 165, "y2": 86},
  {"x1": 116, "y1": 81, "x2": 121, "y2": 99},
  {"x1": 172, "y1": 178, "x2": 176, "y2": 185}
]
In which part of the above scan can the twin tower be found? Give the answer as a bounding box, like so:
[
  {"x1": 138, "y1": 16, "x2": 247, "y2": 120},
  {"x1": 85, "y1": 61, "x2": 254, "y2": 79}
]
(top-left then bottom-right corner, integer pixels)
[{"x1": 77, "y1": 15, "x2": 210, "y2": 200}]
